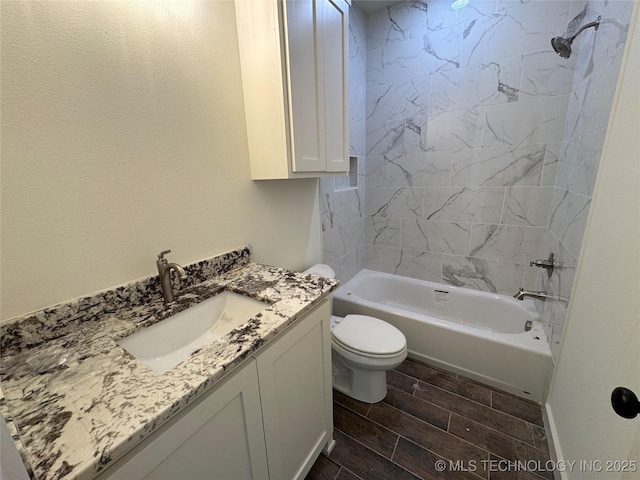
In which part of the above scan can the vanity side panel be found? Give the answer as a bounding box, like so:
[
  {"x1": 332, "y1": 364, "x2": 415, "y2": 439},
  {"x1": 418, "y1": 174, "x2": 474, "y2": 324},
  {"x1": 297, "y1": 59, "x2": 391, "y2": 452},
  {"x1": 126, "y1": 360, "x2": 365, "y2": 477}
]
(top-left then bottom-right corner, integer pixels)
[
  {"x1": 235, "y1": 0, "x2": 291, "y2": 179},
  {"x1": 256, "y1": 300, "x2": 332, "y2": 480}
]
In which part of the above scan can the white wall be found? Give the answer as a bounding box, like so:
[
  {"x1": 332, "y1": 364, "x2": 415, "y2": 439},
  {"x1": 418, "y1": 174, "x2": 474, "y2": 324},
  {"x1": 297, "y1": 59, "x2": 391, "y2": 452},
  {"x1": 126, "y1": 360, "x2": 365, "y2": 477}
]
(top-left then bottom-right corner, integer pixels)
[
  {"x1": 0, "y1": 1, "x2": 321, "y2": 321},
  {"x1": 546, "y1": 4, "x2": 639, "y2": 478}
]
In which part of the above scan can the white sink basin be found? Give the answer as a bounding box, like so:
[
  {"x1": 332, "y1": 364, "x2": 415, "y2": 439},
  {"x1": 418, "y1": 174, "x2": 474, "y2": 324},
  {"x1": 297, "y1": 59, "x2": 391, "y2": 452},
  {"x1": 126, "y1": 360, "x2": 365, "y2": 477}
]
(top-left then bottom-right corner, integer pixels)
[{"x1": 118, "y1": 291, "x2": 267, "y2": 374}]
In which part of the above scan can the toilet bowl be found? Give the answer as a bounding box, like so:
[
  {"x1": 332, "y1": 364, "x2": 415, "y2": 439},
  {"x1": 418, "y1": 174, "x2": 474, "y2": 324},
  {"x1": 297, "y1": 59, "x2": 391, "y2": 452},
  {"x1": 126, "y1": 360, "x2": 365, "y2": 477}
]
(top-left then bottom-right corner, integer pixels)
[
  {"x1": 304, "y1": 265, "x2": 408, "y2": 403},
  {"x1": 330, "y1": 314, "x2": 407, "y2": 402}
]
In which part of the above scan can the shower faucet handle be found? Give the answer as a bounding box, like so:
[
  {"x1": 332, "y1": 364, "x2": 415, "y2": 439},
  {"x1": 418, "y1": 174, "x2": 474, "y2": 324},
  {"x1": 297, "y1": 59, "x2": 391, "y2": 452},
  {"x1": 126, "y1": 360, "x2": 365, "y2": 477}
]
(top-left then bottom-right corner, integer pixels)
[
  {"x1": 529, "y1": 255, "x2": 555, "y2": 269},
  {"x1": 529, "y1": 253, "x2": 556, "y2": 278}
]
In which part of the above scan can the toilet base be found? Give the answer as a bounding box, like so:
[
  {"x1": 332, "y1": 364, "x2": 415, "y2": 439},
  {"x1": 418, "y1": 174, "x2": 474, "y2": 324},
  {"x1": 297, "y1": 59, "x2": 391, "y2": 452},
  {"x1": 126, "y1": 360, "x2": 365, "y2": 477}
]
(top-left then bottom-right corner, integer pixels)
[
  {"x1": 333, "y1": 368, "x2": 388, "y2": 403},
  {"x1": 331, "y1": 349, "x2": 399, "y2": 403}
]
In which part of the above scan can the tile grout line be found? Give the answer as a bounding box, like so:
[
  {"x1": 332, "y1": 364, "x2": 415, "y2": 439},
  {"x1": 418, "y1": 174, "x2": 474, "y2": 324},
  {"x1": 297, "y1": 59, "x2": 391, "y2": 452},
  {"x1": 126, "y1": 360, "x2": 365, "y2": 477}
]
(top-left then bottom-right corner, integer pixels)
[
  {"x1": 327, "y1": 396, "x2": 549, "y2": 479},
  {"x1": 344, "y1": 427, "x2": 491, "y2": 480},
  {"x1": 412, "y1": 378, "x2": 544, "y2": 441},
  {"x1": 394, "y1": 435, "x2": 489, "y2": 480},
  {"x1": 338, "y1": 464, "x2": 365, "y2": 480},
  {"x1": 448, "y1": 410, "x2": 551, "y2": 456},
  {"x1": 355, "y1": 399, "x2": 494, "y2": 464},
  {"x1": 387, "y1": 375, "x2": 545, "y2": 450},
  {"x1": 491, "y1": 401, "x2": 547, "y2": 425},
  {"x1": 489, "y1": 451, "x2": 555, "y2": 480},
  {"x1": 333, "y1": 427, "x2": 424, "y2": 479},
  {"x1": 390, "y1": 435, "x2": 400, "y2": 462},
  {"x1": 398, "y1": 362, "x2": 545, "y2": 417},
  {"x1": 315, "y1": 355, "x2": 553, "y2": 479},
  {"x1": 332, "y1": 399, "x2": 373, "y2": 419},
  {"x1": 400, "y1": 370, "x2": 532, "y2": 423}
]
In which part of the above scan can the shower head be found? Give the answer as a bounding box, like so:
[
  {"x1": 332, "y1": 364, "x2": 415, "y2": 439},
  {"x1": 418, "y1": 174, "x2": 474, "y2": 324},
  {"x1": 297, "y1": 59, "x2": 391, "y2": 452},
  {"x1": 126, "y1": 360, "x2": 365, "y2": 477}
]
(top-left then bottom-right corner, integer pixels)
[
  {"x1": 551, "y1": 36, "x2": 573, "y2": 58},
  {"x1": 551, "y1": 16, "x2": 601, "y2": 59}
]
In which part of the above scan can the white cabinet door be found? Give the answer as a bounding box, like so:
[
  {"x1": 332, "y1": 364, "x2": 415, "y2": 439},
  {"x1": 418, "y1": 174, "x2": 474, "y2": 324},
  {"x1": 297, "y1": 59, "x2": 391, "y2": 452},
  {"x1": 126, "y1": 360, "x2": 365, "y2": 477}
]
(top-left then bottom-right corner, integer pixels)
[
  {"x1": 287, "y1": 0, "x2": 348, "y2": 174},
  {"x1": 285, "y1": 0, "x2": 325, "y2": 173},
  {"x1": 256, "y1": 300, "x2": 333, "y2": 480},
  {"x1": 319, "y1": 0, "x2": 349, "y2": 173},
  {"x1": 97, "y1": 360, "x2": 268, "y2": 480},
  {"x1": 235, "y1": 0, "x2": 349, "y2": 179}
]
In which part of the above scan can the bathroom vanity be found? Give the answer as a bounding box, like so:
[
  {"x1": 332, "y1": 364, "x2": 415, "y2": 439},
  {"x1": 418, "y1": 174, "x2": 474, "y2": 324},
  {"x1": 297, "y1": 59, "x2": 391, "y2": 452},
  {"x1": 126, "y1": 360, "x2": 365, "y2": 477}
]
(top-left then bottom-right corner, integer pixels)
[
  {"x1": 0, "y1": 247, "x2": 337, "y2": 480},
  {"x1": 97, "y1": 299, "x2": 332, "y2": 480}
]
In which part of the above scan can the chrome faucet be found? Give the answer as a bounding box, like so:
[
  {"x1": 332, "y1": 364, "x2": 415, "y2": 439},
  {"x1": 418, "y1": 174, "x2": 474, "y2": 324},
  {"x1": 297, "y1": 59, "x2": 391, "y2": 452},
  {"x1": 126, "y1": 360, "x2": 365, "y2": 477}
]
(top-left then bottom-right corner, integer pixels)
[
  {"x1": 513, "y1": 288, "x2": 547, "y2": 301},
  {"x1": 156, "y1": 250, "x2": 187, "y2": 305}
]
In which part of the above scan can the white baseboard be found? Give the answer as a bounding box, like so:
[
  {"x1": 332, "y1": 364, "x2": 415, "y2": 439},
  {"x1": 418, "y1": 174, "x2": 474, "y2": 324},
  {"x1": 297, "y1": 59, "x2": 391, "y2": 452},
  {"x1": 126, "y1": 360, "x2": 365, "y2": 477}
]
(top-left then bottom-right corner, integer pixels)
[
  {"x1": 322, "y1": 437, "x2": 336, "y2": 455},
  {"x1": 543, "y1": 403, "x2": 567, "y2": 480}
]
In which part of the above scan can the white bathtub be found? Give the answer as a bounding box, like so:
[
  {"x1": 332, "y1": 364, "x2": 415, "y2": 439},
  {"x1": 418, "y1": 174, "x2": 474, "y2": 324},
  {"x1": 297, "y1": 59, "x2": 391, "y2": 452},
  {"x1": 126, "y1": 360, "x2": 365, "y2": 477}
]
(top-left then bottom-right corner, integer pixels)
[{"x1": 332, "y1": 269, "x2": 553, "y2": 402}]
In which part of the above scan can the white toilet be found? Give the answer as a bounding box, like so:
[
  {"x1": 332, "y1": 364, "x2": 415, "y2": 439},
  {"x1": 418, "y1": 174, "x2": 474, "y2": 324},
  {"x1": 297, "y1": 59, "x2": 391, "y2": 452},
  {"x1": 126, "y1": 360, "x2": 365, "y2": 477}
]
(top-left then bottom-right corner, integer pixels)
[{"x1": 304, "y1": 264, "x2": 408, "y2": 403}]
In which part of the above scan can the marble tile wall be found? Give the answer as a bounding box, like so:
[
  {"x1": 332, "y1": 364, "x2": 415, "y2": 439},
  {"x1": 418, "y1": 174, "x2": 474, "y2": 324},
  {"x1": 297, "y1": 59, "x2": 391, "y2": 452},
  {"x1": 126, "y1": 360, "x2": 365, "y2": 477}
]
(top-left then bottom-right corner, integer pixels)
[
  {"x1": 321, "y1": 2, "x2": 633, "y2": 349},
  {"x1": 363, "y1": 0, "x2": 580, "y2": 295},
  {"x1": 535, "y1": 0, "x2": 634, "y2": 361},
  {"x1": 320, "y1": 5, "x2": 367, "y2": 283}
]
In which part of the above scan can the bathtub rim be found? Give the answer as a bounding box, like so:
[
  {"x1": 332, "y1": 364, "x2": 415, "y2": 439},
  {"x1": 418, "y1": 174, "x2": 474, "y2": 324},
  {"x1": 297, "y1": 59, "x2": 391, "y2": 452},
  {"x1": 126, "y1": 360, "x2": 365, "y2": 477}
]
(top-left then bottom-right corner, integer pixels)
[{"x1": 334, "y1": 269, "x2": 546, "y2": 344}]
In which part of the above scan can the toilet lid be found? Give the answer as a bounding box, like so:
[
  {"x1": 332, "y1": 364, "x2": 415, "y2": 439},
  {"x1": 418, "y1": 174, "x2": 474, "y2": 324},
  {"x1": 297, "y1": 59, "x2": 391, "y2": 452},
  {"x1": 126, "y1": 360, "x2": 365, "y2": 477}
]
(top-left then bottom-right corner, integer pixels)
[{"x1": 331, "y1": 315, "x2": 406, "y2": 356}]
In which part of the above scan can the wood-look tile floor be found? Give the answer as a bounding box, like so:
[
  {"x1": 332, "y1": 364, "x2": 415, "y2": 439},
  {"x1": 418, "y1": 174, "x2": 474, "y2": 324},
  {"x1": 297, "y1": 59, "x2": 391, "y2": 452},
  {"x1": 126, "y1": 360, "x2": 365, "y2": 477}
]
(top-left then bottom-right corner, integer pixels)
[{"x1": 306, "y1": 358, "x2": 552, "y2": 480}]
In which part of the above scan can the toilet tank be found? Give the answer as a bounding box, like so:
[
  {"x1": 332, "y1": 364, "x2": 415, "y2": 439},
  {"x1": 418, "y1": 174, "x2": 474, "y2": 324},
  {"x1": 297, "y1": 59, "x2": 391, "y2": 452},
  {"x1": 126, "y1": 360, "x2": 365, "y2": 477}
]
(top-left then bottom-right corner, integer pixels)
[{"x1": 303, "y1": 264, "x2": 336, "y2": 279}]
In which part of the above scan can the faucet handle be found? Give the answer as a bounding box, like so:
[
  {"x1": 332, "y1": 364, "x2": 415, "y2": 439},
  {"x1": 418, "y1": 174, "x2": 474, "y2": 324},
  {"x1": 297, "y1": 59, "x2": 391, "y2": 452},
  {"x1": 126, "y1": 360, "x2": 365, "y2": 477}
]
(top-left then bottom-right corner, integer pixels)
[
  {"x1": 158, "y1": 250, "x2": 171, "y2": 260},
  {"x1": 529, "y1": 253, "x2": 556, "y2": 278}
]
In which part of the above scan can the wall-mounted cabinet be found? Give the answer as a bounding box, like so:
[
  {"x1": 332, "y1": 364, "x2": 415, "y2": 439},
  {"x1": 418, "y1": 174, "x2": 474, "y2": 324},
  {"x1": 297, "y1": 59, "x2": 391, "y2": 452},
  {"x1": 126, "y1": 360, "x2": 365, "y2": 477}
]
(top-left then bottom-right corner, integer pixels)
[{"x1": 235, "y1": 0, "x2": 350, "y2": 180}]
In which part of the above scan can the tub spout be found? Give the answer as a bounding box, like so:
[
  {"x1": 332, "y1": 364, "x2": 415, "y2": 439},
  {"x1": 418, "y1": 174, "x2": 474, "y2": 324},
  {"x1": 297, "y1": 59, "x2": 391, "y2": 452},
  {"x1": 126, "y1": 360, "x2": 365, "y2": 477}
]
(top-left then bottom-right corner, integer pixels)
[{"x1": 514, "y1": 288, "x2": 547, "y2": 301}]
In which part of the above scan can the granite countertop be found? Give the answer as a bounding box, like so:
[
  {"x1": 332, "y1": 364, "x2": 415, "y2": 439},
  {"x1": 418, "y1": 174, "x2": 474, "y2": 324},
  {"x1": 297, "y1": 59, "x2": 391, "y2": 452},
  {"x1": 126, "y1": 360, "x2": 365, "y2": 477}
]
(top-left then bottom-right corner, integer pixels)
[{"x1": 0, "y1": 255, "x2": 337, "y2": 480}]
